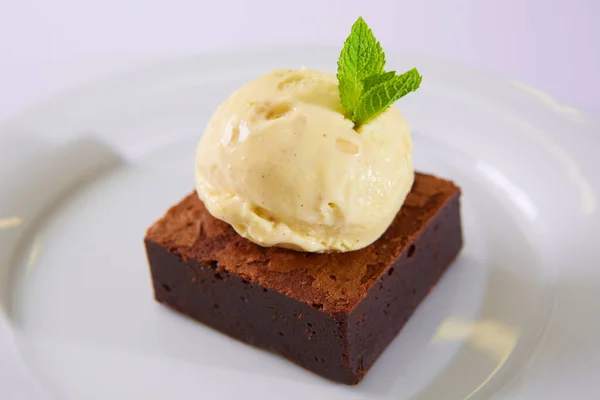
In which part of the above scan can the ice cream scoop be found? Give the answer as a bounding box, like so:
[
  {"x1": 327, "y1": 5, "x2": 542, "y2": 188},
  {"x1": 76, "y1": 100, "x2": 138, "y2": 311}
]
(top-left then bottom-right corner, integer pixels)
[{"x1": 194, "y1": 68, "x2": 414, "y2": 252}]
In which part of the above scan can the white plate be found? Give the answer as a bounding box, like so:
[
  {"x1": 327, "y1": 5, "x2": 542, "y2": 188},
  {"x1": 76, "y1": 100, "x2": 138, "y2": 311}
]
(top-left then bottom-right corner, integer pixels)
[{"x1": 1, "y1": 48, "x2": 599, "y2": 400}]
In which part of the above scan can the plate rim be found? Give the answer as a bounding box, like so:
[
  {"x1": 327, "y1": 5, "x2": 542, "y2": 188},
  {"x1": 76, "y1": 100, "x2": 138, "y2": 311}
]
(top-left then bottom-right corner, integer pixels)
[{"x1": 1, "y1": 45, "x2": 599, "y2": 130}]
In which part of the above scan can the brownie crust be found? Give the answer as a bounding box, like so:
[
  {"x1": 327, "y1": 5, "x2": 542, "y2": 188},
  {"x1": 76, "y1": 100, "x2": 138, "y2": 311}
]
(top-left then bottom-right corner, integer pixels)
[{"x1": 145, "y1": 172, "x2": 462, "y2": 384}]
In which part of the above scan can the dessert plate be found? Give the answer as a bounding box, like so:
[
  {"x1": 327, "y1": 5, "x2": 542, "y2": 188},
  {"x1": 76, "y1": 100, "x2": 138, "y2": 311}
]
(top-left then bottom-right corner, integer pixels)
[{"x1": 1, "y1": 48, "x2": 599, "y2": 400}]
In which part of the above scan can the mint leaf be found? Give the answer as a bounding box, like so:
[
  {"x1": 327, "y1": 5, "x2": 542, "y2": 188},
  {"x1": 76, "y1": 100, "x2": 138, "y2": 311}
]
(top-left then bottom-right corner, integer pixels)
[
  {"x1": 362, "y1": 71, "x2": 395, "y2": 92},
  {"x1": 353, "y1": 68, "x2": 422, "y2": 126},
  {"x1": 336, "y1": 17, "x2": 423, "y2": 128},
  {"x1": 337, "y1": 16, "x2": 385, "y2": 117}
]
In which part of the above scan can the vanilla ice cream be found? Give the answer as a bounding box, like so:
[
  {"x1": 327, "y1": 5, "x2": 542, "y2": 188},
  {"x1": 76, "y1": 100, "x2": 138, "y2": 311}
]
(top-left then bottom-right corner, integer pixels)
[{"x1": 194, "y1": 68, "x2": 414, "y2": 252}]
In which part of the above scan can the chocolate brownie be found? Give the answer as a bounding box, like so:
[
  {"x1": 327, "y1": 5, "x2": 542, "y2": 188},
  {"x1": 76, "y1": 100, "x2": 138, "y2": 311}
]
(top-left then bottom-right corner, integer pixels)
[{"x1": 144, "y1": 172, "x2": 462, "y2": 384}]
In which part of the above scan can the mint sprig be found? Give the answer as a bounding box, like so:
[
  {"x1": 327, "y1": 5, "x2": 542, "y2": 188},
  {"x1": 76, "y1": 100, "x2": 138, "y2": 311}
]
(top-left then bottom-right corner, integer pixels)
[
  {"x1": 337, "y1": 17, "x2": 422, "y2": 128},
  {"x1": 336, "y1": 17, "x2": 385, "y2": 116},
  {"x1": 362, "y1": 70, "x2": 395, "y2": 92},
  {"x1": 354, "y1": 68, "x2": 422, "y2": 126}
]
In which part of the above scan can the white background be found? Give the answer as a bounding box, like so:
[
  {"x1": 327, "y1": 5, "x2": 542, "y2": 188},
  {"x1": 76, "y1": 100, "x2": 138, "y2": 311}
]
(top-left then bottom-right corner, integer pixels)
[{"x1": 1, "y1": 0, "x2": 599, "y2": 122}]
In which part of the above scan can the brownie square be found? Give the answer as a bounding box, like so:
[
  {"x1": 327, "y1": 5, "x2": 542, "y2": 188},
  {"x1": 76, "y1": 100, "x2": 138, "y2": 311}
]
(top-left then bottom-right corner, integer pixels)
[{"x1": 144, "y1": 172, "x2": 462, "y2": 384}]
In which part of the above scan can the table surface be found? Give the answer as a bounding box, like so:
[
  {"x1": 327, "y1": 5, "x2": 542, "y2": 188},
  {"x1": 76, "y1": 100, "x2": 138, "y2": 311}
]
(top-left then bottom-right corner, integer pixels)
[{"x1": 1, "y1": 0, "x2": 599, "y2": 122}]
